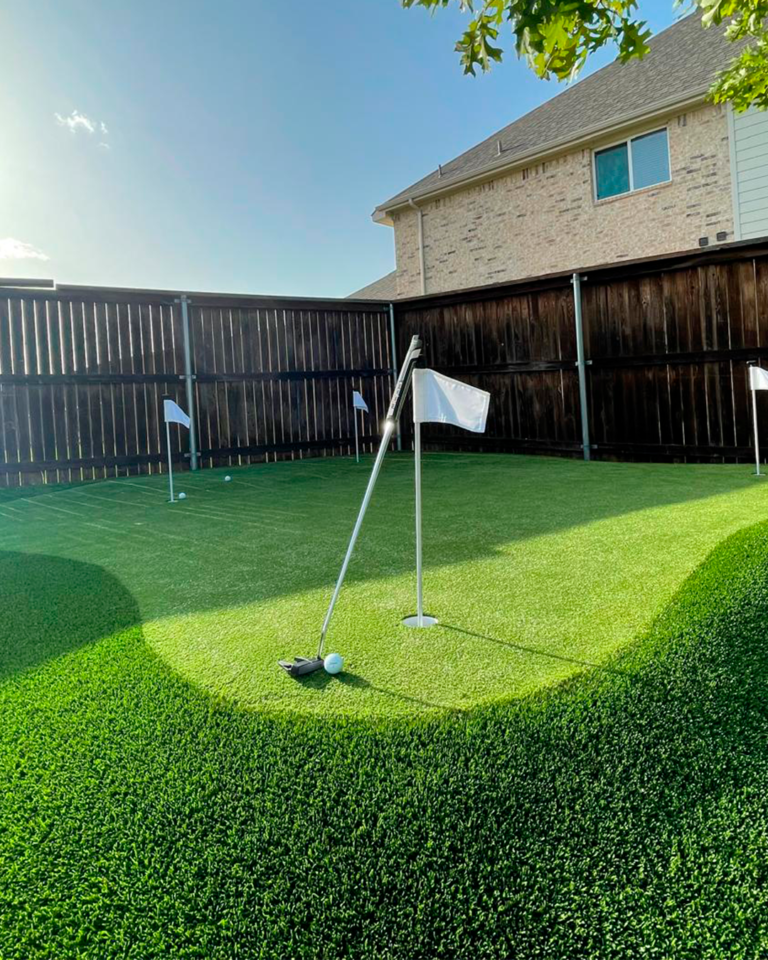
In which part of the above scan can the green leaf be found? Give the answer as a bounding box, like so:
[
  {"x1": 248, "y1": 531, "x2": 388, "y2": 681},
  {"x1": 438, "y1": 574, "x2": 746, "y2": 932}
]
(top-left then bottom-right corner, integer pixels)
[{"x1": 401, "y1": 0, "x2": 768, "y2": 113}]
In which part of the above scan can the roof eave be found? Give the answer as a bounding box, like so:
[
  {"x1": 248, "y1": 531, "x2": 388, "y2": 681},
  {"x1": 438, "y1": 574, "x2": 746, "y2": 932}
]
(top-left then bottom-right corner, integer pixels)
[
  {"x1": 372, "y1": 88, "x2": 711, "y2": 222},
  {"x1": 372, "y1": 207, "x2": 393, "y2": 227}
]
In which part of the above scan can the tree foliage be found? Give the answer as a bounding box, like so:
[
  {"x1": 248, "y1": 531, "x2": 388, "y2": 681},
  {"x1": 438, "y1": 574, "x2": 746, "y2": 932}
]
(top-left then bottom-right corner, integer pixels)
[{"x1": 402, "y1": 0, "x2": 768, "y2": 110}]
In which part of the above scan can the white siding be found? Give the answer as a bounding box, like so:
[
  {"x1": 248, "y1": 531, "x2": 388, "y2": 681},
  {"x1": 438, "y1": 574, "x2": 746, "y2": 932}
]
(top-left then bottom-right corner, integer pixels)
[{"x1": 730, "y1": 106, "x2": 768, "y2": 240}]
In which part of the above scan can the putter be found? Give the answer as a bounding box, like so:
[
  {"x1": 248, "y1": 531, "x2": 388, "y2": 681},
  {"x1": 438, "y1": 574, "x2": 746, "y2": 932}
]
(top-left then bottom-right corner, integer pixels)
[
  {"x1": 278, "y1": 656, "x2": 325, "y2": 678},
  {"x1": 279, "y1": 334, "x2": 423, "y2": 678}
]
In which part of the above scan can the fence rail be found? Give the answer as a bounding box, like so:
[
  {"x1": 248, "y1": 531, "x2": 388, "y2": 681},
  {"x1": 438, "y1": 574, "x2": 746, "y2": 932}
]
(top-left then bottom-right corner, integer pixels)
[{"x1": 0, "y1": 288, "x2": 392, "y2": 486}]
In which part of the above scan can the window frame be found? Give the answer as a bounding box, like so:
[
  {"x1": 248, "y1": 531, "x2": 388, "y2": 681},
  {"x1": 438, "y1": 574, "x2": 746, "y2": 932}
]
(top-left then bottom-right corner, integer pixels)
[{"x1": 592, "y1": 126, "x2": 672, "y2": 202}]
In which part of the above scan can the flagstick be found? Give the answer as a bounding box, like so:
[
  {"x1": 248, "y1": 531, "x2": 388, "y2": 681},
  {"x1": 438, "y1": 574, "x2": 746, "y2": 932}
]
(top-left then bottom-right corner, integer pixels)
[
  {"x1": 401, "y1": 382, "x2": 438, "y2": 629},
  {"x1": 166, "y1": 420, "x2": 175, "y2": 502},
  {"x1": 414, "y1": 420, "x2": 424, "y2": 626},
  {"x1": 354, "y1": 407, "x2": 360, "y2": 463},
  {"x1": 753, "y1": 387, "x2": 763, "y2": 477},
  {"x1": 316, "y1": 334, "x2": 424, "y2": 660}
]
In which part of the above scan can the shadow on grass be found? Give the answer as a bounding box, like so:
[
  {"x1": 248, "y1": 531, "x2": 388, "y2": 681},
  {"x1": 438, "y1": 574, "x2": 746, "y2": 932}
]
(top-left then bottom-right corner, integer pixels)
[
  {"x1": 440, "y1": 623, "x2": 628, "y2": 674},
  {"x1": 0, "y1": 551, "x2": 140, "y2": 680},
  {"x1": 336, "y1": 671, "x2": 450, "y2": 711},
  {"x1": 295, "y1": 667, "x2": 448, "y2": 711}
]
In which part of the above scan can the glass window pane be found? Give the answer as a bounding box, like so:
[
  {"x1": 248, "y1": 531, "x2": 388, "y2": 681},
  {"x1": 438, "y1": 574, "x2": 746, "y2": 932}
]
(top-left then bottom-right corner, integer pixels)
[
  {"x1": 631, "y1": 129, "x2": 670, "y2": 190},
  {"x1": 594, "y1": 143, "x2": 630, "y2": 200}
]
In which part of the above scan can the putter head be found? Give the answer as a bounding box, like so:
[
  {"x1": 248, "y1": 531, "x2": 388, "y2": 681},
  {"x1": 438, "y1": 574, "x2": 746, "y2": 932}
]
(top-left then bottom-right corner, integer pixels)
[{"x1": 278, "y1": 656, "x2": 324, "y2": 679}]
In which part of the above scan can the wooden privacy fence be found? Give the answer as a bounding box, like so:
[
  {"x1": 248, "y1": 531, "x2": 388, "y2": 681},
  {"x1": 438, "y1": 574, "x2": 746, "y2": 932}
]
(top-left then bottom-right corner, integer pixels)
[
  {"x1": 0, "y1": 285, "x2": 393, "y2": 486},
  {"x1": 7, "y1": 237, "x2": 768, "y2": 486},
  {"x1": 394, "y1": 238, "x2": 768, "y2": 463}
]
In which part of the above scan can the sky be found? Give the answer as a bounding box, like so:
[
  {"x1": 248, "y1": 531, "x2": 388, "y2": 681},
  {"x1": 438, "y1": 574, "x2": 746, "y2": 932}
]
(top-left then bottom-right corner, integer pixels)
[{"x1": 2, "y1": 0, "x2": 682, "y2": 298}]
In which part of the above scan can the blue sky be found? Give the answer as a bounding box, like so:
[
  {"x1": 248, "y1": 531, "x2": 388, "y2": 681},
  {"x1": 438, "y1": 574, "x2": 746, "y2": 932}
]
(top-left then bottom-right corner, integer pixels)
[{"x1": 2, "y1": 0, "x2": 681, "y2": 297}]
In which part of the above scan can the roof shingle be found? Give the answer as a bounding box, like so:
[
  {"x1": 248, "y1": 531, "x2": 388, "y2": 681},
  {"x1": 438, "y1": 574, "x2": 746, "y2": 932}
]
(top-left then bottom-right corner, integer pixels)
[{"x1": 347, "y1": 270, "x2": 398, "y2": 300}]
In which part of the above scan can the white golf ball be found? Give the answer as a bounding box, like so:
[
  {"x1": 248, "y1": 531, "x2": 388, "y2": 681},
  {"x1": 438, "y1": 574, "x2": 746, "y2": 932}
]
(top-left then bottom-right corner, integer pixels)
[
  {"x1": 323, "y1": 653, "x2": 344, "y2": 675},
  {"x1": 178, "y1": 492, "x2": 187, "y2": 500},
  {"x1": 224, "y1": 475, "x2": 232, "y2": 482}
]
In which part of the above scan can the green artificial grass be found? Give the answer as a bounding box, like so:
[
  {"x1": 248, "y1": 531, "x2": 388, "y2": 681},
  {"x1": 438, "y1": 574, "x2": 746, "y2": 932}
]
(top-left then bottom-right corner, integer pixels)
[
  {"x1": 2, "y1": 455, "x2": 768, "y2": 957},
  {"x1": 1, "y1": 454, "x2": 767, "y2": 716}
]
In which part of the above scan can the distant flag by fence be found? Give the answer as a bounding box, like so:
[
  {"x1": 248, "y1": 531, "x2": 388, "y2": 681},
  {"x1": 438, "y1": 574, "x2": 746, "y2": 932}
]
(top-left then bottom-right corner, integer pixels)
[
  {"x1": 162, "y1": 396, "x2": 191, "y2": 501},
  {"x1": 164, "y1": 398, "x2": 191, "y2": 428},
  {"x1": 351, "y1": 390, "x2": 368, "y2": 462},
  {"x1": 749, "y1": 364, "x2": 768, "y2": 477}
]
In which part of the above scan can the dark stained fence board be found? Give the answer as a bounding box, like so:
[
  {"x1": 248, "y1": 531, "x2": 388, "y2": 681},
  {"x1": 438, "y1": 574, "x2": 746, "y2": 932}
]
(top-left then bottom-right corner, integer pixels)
[
  {"x1": 228, "y1": 308, "x2": 246, "y2": 464},
  {"x1": 395, "y1": 244, "x2": 768, "y2": 465},
  {"x1": 0, "y1": 299, "x2": 16, "y2": 485},
  {"x1": 182, "y1": 299, "x2": 389, "y2": 475},
  {"x1": 139, "y1": 303, "x2": 158, "y2": 476},
  {"x1": 0, "y1": 290, "x2": 393, "y2": 484},
  {"x1": 8, "y1": 247, "x2": 768, "y2": 485}
]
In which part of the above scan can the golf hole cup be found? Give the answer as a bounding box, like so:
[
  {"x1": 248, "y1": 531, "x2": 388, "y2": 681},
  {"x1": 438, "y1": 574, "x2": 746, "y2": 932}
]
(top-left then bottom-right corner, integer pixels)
[{"x1": 324, "y1": 653, "x2": 343, "y2": 675}]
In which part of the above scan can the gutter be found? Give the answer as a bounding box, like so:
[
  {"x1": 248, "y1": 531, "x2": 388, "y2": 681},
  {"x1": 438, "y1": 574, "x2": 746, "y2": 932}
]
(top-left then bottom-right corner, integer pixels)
[
  {"x1": 408, "y1": 198, "x2": 427, "y2": 296},
  {"x1": 373, "y1": 88, "x2": 710, "y2": 223}
]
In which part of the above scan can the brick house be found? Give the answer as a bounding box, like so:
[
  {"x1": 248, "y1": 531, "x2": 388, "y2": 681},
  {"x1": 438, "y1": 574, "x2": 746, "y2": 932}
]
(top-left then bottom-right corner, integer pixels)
[{"x1": 356, "y1": 13, "x2": 768, "y2": 300}]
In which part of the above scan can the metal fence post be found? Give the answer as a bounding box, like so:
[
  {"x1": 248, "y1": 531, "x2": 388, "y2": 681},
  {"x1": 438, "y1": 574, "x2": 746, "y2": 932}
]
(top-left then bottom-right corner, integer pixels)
[
  {"x1": 178, "y1": 295, "x2": 199, "y2": 470},
  {"x1": 571, "y1": 273, "x2": 591, "y2": 462},
  {"x1": 389, "y1": 302, "x2": 402, "y2": 451}
]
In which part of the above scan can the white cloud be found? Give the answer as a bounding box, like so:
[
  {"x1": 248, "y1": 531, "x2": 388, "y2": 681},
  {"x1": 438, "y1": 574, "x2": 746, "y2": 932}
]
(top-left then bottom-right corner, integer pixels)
[
  {"x1": 55, "y1": 110, "x2": 112, "y2": 150},
  {"x1": 55, "y1": 109, "x2": 97, "y2": 134},
  {"x1": 0, "y1": 239, "x2": 50, "y2": 262}
]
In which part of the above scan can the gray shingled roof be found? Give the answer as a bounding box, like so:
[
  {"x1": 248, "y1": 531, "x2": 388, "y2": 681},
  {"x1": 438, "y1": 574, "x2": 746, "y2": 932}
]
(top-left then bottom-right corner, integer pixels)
[
  {"x1": 347, "y1": 270, "x2": 398, "y2": 300},
  {"x1": 376, "y1": 12, "x2": 739, "y2": 213}
]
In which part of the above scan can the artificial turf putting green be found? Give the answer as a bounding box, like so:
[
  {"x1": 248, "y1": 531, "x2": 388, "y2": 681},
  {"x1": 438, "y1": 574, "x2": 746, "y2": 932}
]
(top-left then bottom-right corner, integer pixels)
[
  {"x1": 1, "y1": 453, "x2": 767, "y2": 716},
  {"x1": 4, "y1": 455, "x2": 768, "y2": 958}
]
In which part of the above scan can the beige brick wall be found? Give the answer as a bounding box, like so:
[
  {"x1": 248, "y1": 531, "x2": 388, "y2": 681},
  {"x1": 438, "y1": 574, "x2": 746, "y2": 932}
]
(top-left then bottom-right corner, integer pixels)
[{"x1": 393, "y1": 102, "x2": 733, "y2": 298}]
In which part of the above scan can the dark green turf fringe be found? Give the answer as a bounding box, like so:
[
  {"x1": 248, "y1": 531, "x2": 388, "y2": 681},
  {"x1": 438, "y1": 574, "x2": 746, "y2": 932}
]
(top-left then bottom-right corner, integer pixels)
[{"x1": 3, "y1": 526, "x2": 768, "y2": 958}]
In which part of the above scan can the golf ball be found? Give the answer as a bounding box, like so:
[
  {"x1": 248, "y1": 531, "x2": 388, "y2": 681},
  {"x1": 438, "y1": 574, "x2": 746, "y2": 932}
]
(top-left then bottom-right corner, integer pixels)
[
  {"x1": 178, "y1": 492, "x2": 187, "y2": 500},
  {"x1": 324, "y1": 652, "x2": 344, "y2": 675},
  {"x1": 224, "y1": 475, "x2": 232, "y2": 482}
]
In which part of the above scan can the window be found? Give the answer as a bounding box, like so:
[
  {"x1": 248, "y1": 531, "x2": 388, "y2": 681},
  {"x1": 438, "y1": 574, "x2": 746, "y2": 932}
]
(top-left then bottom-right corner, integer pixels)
[
  {"x1": 594, "y1": 143, "x2": 630, "y2": 200},
  {"x1": 594, "y1": 128, "x2": 670, "y2": 201}
]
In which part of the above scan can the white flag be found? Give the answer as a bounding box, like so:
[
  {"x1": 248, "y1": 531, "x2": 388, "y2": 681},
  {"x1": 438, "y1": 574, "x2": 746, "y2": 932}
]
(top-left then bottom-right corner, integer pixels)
[
  {"x1": 750, "y1": 366, "x2": 768, "y2": 391},
  {"x1": 352, "y1": 390, "x2": 369, "y2": 413},
  {"x1": 164, "y1": 398, "x2": 190, "y2": 428},
  {"x1": 413, "y1": 369, "x2": 490, "y2": 433}
]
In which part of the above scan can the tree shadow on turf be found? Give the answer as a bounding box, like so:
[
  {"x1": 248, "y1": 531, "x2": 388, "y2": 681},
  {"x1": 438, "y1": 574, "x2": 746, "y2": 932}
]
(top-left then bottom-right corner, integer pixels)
[
  {"x1": 0, "y1": 550, "x2": 140, "y2": 681},
  {"x1": 440, "y1": 623, "x2": 628, "y2": 675},
  {"x1": 2, "y1": 525, "x2": 768, "y2": 955}
]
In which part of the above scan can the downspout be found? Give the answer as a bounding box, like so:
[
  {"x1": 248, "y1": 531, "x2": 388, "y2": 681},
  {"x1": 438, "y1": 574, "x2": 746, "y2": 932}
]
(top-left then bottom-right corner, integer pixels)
[{"x1": 408, "y1": 198, "x2": 427, "y2": 296}]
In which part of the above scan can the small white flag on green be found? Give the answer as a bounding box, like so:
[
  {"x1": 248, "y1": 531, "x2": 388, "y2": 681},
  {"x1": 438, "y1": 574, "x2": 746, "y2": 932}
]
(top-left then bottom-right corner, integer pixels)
[
  {"x1": 162, "y1": 397, "x2": 190, "y2": 503},
  {"x1": 164, "y1": 398, "x2": 190, "y2": 428},
  {"x1": 749, "y1": 363, "x2": 768, "y2": 478},
  {"x1": 750, "y1": 366, "x2": 768, "y2": 391},
  {"x1": 351, "y1": 391, "x2": 368, "y2": 462}
]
